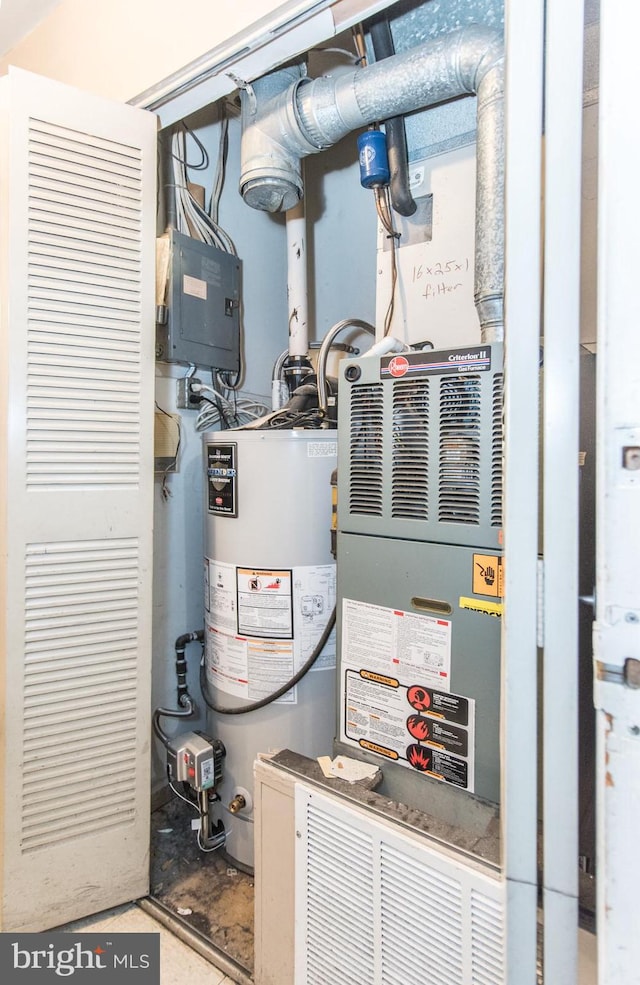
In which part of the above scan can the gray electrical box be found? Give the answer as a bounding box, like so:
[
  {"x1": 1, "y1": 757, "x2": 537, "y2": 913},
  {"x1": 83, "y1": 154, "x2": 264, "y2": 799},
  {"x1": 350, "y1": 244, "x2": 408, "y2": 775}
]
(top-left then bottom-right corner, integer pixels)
[
  {"x1": 156, "y1": 230, "x2": 241, "y2": 370},
  {"x1": 335, "y1": 343, "x2": 504, "y2": 819}
]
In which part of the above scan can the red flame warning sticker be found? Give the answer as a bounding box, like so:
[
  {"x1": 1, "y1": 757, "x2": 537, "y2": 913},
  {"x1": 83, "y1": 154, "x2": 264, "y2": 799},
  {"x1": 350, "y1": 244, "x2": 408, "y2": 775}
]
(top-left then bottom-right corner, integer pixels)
[{"x1": 343, "y1": 669, "x2": 475, "y2": 793}]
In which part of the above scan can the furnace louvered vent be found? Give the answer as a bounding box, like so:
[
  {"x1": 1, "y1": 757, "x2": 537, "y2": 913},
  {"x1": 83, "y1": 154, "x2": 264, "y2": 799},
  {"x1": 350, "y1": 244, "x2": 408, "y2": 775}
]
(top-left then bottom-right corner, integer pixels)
[
  {"x1": 438, "y1": 376, "x2": 482, "y2": 524},
  {"x1": 491, "y1": 374, "x2": 504, "y2": 527},
  {"x1": 349, "y1": 383, "x2": 383, "y2": 516},
  {"x1": 391, "y1": 380, "x2": 429, "y2": 520},
  {"x1": 338, "y1": 345, "x2": 503, "y2": 549}
]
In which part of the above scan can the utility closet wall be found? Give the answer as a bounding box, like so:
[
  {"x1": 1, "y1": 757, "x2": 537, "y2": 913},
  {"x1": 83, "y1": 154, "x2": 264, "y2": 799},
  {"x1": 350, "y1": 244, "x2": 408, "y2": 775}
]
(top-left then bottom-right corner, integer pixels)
[
  {"x1": 373, "y1": 0, "x2": 503, "y2": 346},
  {"x1": 373, "y1": 0, "x2": 598, "y2": 349}
]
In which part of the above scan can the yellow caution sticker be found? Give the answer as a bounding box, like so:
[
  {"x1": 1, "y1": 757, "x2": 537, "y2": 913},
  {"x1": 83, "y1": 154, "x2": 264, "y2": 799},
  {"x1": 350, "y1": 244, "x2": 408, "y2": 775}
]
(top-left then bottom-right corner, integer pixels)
[
  {"x1": 359, "y1": 739, "x2": 399, "y2": 760},
  {"x1": 472, "y1": 554, "x2": 504, "y2": 597},
  {"x1": 459, "y1": 596, "x2": 504, "y2": 617},
  {"x1": 360, "y1": 670, "x2": 399, "y2": 688}
]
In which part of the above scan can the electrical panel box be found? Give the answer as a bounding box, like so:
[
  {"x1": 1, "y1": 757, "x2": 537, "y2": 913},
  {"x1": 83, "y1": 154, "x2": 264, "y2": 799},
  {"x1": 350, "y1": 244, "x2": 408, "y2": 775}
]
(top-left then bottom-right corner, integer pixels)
[
  {"x1": 335, "y1": 343, "x2": 504, "y2": 818},
  {"x1": 156, "y1": 230, "x2": 241, "y2": 370}
]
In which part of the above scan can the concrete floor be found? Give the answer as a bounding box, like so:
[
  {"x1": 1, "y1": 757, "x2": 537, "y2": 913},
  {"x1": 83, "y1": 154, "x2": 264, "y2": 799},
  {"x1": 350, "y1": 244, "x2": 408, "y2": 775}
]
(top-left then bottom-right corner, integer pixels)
[{"x1": 63, "y1": 903, "x2": 235, "y2": 985}]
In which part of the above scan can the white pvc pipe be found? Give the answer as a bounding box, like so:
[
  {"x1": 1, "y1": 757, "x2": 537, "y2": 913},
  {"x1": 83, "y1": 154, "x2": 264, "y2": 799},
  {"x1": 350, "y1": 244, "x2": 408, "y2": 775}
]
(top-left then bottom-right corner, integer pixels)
[{"x1": 286, "y1": 200, "x2": 309, "y2": 357}]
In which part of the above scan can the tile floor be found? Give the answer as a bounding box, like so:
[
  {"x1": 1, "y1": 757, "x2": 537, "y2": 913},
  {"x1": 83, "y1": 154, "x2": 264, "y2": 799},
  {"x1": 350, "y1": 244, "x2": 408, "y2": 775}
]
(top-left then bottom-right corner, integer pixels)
[
  {"x1": 63, "y1": 902, "x2": 235, "y2": 985},
  {"x1": 63, "y1": 899, "x2": 598, "y2": 985}
]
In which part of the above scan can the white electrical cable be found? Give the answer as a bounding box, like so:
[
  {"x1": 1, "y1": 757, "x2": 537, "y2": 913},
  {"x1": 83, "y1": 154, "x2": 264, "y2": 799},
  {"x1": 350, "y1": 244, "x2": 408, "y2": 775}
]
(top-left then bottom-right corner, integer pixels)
[
  {"x1": 197, "y1": 830, "x2": 223, "y2": 853},
  {"x1": 194, "y1": 387, "x2": 270, "y2": 432},
  {"x1": 171, "y1": 130, "x2": 237, "y2": 255},
  {"x1": 168, "y1": 777, "x2": 200, "y2": 813}
]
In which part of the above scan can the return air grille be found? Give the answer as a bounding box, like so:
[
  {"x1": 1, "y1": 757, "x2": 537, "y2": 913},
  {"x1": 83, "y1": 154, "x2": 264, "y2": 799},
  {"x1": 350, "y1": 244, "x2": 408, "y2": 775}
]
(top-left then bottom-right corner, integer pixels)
[
  {"x1": 349, "y1": 383, "x2": 383, "y2": 516},
  {"x1": 381, "y1": 845, "x2": 464, "y2": 985},
  {"x1": 296, "y1": 787, "x2": 505, "y2": 985},
  {"x1": 391, "y1": 379, "x2": 429, "y2": 520},
  {"x1": 304, "y1": 803, "x2": 375, "y2": 984},
  {"x1": 21, "y1": 538, "x2": 140, "y2": 852},
  {"x1": 438, "y1": 375, "x2": 482, "y2": 524},
  {"x1": 26, "y1": 119, "x2": 143, "y2": 490},
  {"x1": 470, "y1": 891, "x2": 505, "y2": 985},
  {"x1": 491, "y1": 373, "x2": 504, "y2": 527}
]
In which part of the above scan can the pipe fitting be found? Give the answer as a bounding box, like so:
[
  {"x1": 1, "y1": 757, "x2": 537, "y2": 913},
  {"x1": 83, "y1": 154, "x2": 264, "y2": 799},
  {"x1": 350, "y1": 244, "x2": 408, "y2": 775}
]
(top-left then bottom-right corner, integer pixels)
[
  {"x1": 239, "y1": 67, "x2": 318, "y2": 213},
  {"x1": 228, "y1": 794, "x2": 247, "y2": 815}
]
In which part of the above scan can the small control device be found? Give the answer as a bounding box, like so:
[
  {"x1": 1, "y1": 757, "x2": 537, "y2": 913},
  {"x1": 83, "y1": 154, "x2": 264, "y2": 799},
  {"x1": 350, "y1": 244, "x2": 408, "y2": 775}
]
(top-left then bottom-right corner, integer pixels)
[{"x1": 166, "y1": 731, "x2": 225, "y2": 792}]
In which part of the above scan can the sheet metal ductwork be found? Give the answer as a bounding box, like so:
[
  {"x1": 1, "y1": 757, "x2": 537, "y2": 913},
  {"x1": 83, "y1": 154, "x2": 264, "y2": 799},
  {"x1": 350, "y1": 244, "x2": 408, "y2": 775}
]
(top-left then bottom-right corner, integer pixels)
[{"x1": 239, "y1": 26, "x2": 504, "y2": 340}]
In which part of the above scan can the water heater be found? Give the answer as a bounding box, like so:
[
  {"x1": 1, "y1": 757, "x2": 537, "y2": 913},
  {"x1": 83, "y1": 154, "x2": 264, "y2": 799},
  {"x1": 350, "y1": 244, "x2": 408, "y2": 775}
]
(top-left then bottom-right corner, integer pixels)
[{"x1": 203, "y1": 429, "x2": 337, "y2": 866}]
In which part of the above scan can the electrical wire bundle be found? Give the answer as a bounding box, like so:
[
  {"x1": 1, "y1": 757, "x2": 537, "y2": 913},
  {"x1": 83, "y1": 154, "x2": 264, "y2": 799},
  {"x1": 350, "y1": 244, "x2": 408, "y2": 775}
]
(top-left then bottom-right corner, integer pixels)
[
  {"x1": 194, "y1": 372, "x2": 270, "y2": 432},
  {"x1": 171, "y1": 121, "x2": 237, "y2": 256}
]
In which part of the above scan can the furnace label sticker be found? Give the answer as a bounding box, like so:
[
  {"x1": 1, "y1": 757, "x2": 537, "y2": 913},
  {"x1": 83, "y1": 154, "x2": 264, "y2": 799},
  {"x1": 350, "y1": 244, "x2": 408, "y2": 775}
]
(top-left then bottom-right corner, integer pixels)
[
  {"x1": 380, "y1": 345, "x2": 491, "y2": 380},
  {"x1": 341, "y1": 598, "x2": 451, "y2": 690},
  {"x1": 472, "y1": 554, "x2": 504, "y2": 598},
  {"x1": 237, "y1": 568, "x2": 293, "y2": 639},
  {"x1": 341, "y1": 669, "x2": 475, "y2": 792}
]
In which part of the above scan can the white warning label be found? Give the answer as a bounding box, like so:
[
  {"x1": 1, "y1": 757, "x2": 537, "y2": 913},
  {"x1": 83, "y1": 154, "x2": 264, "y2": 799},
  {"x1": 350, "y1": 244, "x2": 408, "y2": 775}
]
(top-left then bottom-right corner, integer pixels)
[
  {"x1": 204, "y1": 559, "x2": 336, "y2": 703},
  {"x1": 339, "y1": 598, "x2": 474, "y2": 792},
  {"x1": 342, "y1": 598, "x2": 451, "y2": 689}
]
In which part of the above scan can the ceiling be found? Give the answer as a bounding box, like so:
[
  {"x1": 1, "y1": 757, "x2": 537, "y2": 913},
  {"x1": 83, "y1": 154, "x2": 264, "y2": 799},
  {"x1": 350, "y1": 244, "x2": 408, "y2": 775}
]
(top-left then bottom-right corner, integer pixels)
[{"x1": 0, "y1": 0, "x2": 64, "y2": 58}]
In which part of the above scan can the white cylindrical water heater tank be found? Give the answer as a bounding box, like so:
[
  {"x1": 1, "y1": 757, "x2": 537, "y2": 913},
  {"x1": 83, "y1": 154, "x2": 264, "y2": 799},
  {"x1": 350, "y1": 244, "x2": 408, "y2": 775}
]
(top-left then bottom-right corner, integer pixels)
[{"x1": 203, "y1": 429, "x2": 337, "y2": 867}]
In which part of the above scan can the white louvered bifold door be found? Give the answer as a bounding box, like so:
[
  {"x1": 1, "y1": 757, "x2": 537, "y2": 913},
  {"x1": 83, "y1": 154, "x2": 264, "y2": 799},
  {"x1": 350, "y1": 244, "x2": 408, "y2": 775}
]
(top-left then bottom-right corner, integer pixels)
[
  {"x1": 295, "y1": 786, "x2": 505, "y2": 985},
  {"x1": 0, "y1": 67, "x2": 157, "y2": 931}
]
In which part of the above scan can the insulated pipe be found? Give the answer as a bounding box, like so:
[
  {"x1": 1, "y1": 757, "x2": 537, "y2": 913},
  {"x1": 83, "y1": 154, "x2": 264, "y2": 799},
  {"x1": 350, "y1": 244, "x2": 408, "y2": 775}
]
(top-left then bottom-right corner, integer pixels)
[
  {"x1": 240, "y1": 61, "x2": 313, "y2": 212},
  {"x1": 239, "y1": 26, "x2": 504, "y2": 341},
  {"x1": 286, "y1": 200, "x2": 309, "y2": 357},
  {"x1": 369, "y1": 17, "x2": 417, "y2": 218}
]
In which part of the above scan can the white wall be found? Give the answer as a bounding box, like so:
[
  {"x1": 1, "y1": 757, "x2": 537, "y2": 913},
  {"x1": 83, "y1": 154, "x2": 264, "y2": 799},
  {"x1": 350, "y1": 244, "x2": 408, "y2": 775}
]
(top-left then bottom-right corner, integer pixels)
[{"x1": 0, "y1": 0, "x2": 313, "y2": 102}]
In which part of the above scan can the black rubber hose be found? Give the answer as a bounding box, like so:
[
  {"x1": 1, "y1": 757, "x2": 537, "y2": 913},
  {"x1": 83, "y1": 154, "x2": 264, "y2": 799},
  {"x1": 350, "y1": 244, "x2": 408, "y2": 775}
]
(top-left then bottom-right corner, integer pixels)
[
  {"x1": 200, "y1": 607, "x2": 337, "y2": 715},
  {"x1": 369, "y1": 17, "x2": 417, "y2": 218},
  {"x1": 152, "y1": 701, "x2": 194, "y2": 748},
  {"x1": 175, "y1": 630, "x2": 204, "y2": 704},
  {"x1": 152, "y1": 630, "x2": 203, "y2": 747}
]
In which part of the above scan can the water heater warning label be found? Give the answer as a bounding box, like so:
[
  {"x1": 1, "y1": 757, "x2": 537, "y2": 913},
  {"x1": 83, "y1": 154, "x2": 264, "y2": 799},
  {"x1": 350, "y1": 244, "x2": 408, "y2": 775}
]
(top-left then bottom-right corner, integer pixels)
[
  {"x1": 340, "y1": 598, "x2": 474, "y2": 792},
  {"x1": 204, "y1": 558, "x2": 336, "y2": 703},
  {"x1": 237, "y1": 568, "x2": 293, "y2": 639}
]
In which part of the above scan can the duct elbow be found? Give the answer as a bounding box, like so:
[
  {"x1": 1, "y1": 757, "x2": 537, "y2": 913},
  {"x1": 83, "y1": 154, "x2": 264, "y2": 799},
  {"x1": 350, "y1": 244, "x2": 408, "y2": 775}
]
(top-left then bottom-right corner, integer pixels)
[{"x1": 239, "y1": 65, "x2": 319, "y2": 213}]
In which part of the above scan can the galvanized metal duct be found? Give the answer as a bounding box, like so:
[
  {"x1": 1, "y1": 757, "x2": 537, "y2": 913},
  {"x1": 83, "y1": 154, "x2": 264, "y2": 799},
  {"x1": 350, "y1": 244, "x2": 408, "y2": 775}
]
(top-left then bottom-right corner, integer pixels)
[{"x1": 239, "y1": 26, "x2": 504, "y2": 341}]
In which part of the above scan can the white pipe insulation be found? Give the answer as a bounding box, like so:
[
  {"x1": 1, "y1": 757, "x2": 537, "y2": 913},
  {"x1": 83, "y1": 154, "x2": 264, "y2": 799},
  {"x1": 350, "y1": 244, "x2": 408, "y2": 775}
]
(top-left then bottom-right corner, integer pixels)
[
  {"x1": 239, "y1": 26, "x2": 504, "y2": 341},
  {"x1": 286, "y1": 200, "x2": 309, "y2": 358}
]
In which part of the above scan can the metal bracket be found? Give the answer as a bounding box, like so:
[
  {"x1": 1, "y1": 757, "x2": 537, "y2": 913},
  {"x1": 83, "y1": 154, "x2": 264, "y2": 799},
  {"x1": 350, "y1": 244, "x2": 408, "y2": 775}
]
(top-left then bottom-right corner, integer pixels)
[{"x1": 596, "y1": 657, "x2": 640, "y2": 688}]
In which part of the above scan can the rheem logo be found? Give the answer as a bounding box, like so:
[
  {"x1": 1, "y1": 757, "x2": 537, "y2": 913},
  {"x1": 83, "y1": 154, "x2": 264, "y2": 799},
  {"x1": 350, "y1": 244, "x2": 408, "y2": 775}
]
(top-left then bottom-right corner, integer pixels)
[{"x1": 388, "y1": 355, "x2": 410, "y2": 378}]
